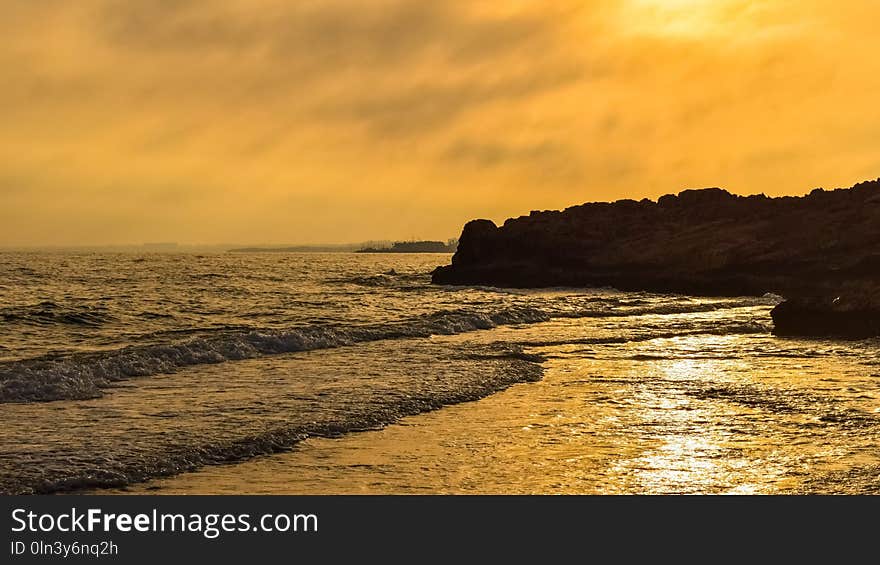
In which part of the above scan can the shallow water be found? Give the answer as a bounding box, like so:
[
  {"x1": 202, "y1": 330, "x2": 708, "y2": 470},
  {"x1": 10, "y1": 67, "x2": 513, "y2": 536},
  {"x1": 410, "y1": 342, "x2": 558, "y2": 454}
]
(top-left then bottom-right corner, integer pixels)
[
  {"x1": 1, "y1": 252, "x2": 878, "y2": 494},
  {"x1": 118, "y1": 320, "x2": 880, "y2": 495}
]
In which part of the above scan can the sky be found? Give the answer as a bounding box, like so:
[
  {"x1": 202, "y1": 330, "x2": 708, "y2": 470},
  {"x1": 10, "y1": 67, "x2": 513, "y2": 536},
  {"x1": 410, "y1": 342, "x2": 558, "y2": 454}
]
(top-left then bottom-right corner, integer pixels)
[{"x1": 2, "y1": 0, "x2": 880, "y2": 246}]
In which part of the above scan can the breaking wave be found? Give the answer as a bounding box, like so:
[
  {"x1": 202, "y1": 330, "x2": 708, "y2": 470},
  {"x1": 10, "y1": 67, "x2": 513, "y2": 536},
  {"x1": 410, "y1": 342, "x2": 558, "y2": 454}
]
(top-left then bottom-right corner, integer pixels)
[
  {"x1": 0, "y1": 300, "x2": 768, "y2": 403},
  {"x1": 1, "y1": 345, "x2": 545, "y2": 495}
]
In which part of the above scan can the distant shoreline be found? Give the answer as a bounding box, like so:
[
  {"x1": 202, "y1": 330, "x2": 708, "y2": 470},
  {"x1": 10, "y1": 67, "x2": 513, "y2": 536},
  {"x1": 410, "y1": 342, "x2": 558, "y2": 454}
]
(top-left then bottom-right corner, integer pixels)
[
  {"x1": 357, "y1": 241, "x2": 457, "y2": 254},
  {"x1": 356, "y1": 249, "x2": 454, "y2": 254},
  {"x1": 227, "y1": 246, "x2": 360, "y2": 253},
  {"x1": 229, "y1": 240, "x2": 457, "y2": 253}
]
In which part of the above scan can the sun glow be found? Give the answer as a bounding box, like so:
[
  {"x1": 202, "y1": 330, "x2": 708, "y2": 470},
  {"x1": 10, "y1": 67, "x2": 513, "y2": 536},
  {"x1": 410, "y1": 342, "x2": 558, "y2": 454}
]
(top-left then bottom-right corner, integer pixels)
[{"x1": 621, "y1": 0, "x2": 749, "y2": 38}]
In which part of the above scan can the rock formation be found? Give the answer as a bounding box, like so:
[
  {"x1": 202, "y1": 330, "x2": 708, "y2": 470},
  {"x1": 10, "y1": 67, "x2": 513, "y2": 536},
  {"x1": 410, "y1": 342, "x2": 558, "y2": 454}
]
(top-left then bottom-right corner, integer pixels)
[{"x1": 433, "y1": 179, "x2": 880, "y2": 337}]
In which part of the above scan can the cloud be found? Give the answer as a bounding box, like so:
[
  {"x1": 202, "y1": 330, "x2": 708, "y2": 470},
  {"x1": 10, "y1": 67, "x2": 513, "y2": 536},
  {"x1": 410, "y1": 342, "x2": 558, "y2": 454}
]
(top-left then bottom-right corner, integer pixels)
[
  {"x1": 2, "y1": 1, "x2": 880, "y2": 245},
  {"x1": 96, "y1": 1, "x2": 568, "y2": 71},
  {"x1": 443, "y1": 140, "x2": 567, "y2": 166},
  {"x1": 319, "y1": 63, "x2": 584, "y2": 136}
]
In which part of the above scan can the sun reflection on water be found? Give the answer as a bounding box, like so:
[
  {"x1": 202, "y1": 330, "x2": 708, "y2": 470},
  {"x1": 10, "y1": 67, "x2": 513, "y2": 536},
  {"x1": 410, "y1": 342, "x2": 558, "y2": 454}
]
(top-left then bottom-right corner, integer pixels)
[{"x1": 106, "y1": 311, "x2": 880, "y2": 495}]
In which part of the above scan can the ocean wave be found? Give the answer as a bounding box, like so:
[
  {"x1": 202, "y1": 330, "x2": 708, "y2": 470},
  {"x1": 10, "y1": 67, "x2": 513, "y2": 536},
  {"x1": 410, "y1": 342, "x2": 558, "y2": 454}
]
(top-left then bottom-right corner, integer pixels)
[
  {"x1": 687, "y1": 382, "x2": 880, "y2": 431},
  {"x1": 0, "y1": 307, "x2": 549, "y2": 403},
  {"x1": 574, "y1": 301, "x2": 764, "y2": 318},
  {"x1": 1, "y1": 346, "x2": 544, "y2": 494},
  {"x1": 0, "y1": 301, "x2": 112, "y2": 327},
  {"x1": 327, "y1": 271, "x2": 431, "y2": 288},
  {"x1": 515, "y1": 322, "x2": 770, "y2": 348},
  {"x1": 0, "y1": 300, "x2": 769, "y2": 403},
  {"x1": 137, "y1": 310, "x2": 177, "y2": 320}
]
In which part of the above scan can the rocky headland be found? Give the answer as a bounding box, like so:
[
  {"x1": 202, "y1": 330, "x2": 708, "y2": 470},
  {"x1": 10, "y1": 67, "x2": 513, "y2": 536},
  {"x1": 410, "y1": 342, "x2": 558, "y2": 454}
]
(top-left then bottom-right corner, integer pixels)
[{"x1": 433, "y1": 179, "x2": 880, "y2": 338}]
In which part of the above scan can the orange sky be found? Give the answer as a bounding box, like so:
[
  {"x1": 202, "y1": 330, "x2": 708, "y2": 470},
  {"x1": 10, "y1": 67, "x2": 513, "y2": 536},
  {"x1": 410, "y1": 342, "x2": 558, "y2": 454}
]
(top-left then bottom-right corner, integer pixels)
[{"x1": 2, "y1": 0, "x2": 879, "y2": 245}]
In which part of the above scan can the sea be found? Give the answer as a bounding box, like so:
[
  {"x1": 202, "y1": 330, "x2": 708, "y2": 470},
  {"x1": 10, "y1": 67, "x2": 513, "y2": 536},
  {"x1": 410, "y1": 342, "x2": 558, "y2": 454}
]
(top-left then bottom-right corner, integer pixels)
[{"x1": 0, "y1": 252, "x2": 878, "y2": 494}]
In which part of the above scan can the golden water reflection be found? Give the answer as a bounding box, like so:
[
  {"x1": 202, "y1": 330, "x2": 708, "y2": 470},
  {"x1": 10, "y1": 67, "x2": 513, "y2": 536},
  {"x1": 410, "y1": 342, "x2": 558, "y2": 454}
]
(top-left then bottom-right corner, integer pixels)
[{"x1": 119, "y1": 319, "x2": 880, "y2": 494}]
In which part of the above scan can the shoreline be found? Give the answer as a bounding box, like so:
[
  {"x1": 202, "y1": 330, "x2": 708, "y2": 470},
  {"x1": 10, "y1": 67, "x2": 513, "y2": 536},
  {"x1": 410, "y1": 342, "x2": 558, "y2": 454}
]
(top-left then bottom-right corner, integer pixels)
[
  {"x1": 110, "y1": 324, "x2": 880, "y2": 495},
  {"x1": 0, "y1": 339, "x2": 544, "y2": 495}
]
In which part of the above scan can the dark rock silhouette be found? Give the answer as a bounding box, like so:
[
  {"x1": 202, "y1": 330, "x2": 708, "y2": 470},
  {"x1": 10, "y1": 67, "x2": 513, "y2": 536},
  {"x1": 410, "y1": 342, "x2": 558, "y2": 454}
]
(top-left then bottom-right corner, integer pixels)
[
  {"x1": 433, "y1": 178, "x2": 880, "y2": 337},
  {"x1": 771, "y1": 297, "x2": 880, "y2": 339}
]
